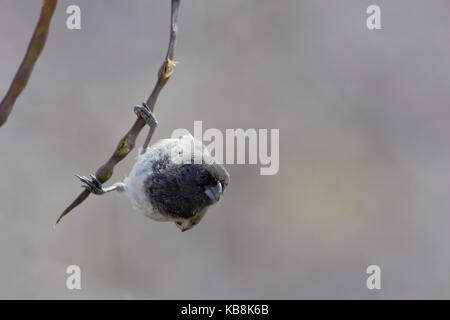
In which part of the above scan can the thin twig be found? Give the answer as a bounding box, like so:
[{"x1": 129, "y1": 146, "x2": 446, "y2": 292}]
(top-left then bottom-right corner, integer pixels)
[
  {"x1": 0, "y1": 0, "x2": 57, "y2": 127},
  {"x1": 56, "y1": 0, "x2": 182, "y2": 224}
]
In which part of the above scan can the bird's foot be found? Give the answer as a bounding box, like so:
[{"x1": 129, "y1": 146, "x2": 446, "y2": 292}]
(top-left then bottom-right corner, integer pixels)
[
  {"x1": 76, "y1": 174, "x2": 106, "y2": 195},
  {"x1": 134, "y1": 102, "x2": 158, "y2": 128}
]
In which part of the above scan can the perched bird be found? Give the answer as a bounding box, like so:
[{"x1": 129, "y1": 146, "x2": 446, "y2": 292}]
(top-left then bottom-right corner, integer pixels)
[{"x1": 77, "y1": 103, "x2": 229, "y2": 232}]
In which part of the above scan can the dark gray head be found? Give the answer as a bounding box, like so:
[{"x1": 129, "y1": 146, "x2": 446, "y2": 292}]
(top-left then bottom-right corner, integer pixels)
[{"x1": 144, "y1": 163, "x2": 230, "y2": 231}]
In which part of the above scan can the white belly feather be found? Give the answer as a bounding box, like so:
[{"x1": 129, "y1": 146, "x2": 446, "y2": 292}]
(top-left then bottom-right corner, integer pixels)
[{"x1": 122, "y1": 135, "x2": 210, "y2": 221}]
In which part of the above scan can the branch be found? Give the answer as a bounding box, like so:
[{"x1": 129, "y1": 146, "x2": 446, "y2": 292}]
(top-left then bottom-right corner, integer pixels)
[
  {"x1": 0, "y1": 0, "x2": 57, "y2": 127},
  {"x1": 56, "y1": 0, "x2": 182, "y2": 224}
]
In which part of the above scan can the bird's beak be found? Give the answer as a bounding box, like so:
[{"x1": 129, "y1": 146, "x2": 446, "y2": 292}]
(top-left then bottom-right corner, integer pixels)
[{"x1": 205, "y1": 181, "x2": 223, "y2": 202}]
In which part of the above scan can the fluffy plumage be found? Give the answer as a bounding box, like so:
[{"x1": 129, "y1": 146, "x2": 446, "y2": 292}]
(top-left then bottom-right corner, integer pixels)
[{"x1": 122, "y1": 135, "x2": 229, "y2": 231}]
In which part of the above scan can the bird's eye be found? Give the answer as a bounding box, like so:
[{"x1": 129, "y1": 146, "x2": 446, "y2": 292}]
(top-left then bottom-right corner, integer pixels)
[{"x1": 199, "y1": 173, "x2": 208, "y2": 181}]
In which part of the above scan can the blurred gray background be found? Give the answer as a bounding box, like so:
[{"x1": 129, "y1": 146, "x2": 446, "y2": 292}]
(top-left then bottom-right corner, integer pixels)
[{"x1": 1, "y1": 0, "x2": 450, "y2": 299}]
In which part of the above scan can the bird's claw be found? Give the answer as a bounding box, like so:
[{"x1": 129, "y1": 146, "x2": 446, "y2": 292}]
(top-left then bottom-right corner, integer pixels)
[
  {"x1": 76, "y1": 174, "x2": 105, "y2": 195},
  {"x1": 134, "y1": 102, "x2": 158, "y2": 127}
]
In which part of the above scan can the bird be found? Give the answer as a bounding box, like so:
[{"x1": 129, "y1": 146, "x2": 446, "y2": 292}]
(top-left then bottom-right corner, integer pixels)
[{"x1": 76, "y1": 103, "x2": 230, "y2": 232}]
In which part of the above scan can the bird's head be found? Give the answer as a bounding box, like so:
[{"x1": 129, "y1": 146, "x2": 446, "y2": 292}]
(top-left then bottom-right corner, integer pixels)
[
  {"x1": 197, "y1": 163, "x2": 230, "y2": 204},
  {"x1": 145, "y1": 161, "x2": 230, "y2": 232},
  {"x1": 173, "y1": 163, "x2": 229, "y2": 232}
]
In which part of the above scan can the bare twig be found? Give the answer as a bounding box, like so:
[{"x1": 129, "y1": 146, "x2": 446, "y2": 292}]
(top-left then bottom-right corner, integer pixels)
[
  {"x1": 0, "y1": 0, "x2": 57, "y2": 127},
  {"x1": 56, "y1": 0, "x2": 182, "y2": 224}
]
